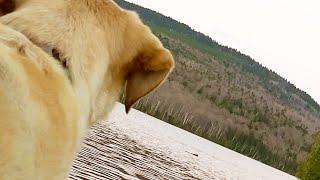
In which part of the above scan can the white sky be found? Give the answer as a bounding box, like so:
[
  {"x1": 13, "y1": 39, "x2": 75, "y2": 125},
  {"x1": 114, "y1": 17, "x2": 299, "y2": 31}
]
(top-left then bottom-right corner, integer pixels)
[{"x1": 126, "y1": 0, "x2": 320, "y2": 104}]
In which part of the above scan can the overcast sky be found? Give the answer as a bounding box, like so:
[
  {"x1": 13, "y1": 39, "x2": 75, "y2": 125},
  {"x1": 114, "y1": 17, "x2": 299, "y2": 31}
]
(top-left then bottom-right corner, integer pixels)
[{"x1": 126, "y1": 0, "x2": 320, "y2": 104}]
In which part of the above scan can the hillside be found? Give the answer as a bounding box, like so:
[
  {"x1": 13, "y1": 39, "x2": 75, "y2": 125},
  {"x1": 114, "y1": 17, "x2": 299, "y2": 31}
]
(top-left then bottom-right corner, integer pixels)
[{"x1": 115, "y1": 0, "x2": 320, "y2": 174}]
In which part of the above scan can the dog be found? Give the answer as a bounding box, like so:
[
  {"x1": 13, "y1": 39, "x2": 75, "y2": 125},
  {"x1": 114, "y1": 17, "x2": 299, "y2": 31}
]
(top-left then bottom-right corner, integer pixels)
[{"x1": 0, "y1": 0, "x2": 174, "y2": 179}]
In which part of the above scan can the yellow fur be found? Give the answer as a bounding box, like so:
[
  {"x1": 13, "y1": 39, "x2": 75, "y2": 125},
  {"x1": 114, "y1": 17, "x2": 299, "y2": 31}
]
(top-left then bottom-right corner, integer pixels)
[{"x1": 0, "y1": 0, "x2": 174, "y2": 179}]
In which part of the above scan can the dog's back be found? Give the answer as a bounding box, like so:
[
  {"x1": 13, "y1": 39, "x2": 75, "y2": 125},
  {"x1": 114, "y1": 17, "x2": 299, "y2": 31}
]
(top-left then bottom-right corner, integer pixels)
[{"x1": 0, "y1": 23, "x2": 81, "y2": 179}]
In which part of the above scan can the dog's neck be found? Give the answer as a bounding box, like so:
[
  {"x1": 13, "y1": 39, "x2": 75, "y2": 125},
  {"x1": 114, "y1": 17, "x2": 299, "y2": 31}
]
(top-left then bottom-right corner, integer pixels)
[{"x1": 69, "y1": 54, "x2": 109, "y2": 125}]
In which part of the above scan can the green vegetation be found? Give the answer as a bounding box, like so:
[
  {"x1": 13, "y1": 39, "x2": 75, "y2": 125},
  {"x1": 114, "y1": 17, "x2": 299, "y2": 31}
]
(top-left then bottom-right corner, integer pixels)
[
  {"x1": 297, "y1": 135, "x2": 320, "y2": 180},
  {"x1": 216, "y1": 98, "x2": 270, "y2": 124}
]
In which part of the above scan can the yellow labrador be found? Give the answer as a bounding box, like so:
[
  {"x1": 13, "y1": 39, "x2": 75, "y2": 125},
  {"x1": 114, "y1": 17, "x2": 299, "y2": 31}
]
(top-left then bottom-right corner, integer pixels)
[{"x1": 0, "y1": 0, "x2": 174, "y2": 179}]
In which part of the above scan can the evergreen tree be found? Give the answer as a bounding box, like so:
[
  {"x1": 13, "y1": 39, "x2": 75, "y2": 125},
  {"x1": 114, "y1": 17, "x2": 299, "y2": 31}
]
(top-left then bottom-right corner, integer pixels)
[{"x1": 297, "y1": 135, "x2": 320, "y2": 180}]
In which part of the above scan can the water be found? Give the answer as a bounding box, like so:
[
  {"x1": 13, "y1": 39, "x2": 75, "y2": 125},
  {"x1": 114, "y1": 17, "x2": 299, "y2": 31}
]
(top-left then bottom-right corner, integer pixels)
[{"x1": 70, "y1": 103, "x2": 296, "y2": 180}]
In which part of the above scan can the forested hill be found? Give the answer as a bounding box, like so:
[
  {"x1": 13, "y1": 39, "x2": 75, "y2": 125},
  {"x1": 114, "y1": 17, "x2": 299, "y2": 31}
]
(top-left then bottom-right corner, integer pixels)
[
  {"x1": 115, "y1": 0, "x2": 320, "y2": 175},
  {"x1": 116, "y1": 0, "x2": 320, "y2": 113}
]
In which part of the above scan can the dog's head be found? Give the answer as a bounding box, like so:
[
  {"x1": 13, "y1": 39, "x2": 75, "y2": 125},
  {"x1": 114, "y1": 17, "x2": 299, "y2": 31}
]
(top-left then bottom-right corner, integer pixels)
[{"x1": 0, "y1": 0, "x2": 174, "y2": 123}]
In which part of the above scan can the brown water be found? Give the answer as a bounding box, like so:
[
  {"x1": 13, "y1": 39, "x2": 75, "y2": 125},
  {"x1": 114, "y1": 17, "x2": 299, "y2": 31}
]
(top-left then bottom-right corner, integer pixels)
[{"x1": 70, "y1": 103, "x2": 296, "y2": 180}]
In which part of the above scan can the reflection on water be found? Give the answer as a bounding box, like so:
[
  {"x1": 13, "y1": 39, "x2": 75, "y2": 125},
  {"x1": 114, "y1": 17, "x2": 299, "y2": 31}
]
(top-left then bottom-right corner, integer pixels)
[{"x1": 70, "y1": 103, "x2": 296, "y2": 180}]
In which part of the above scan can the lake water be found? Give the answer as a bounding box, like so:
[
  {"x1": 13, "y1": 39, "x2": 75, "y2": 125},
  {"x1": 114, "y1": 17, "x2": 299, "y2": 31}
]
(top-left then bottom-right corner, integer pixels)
[{"x1": 70, "y1": 103, "x2": 296, "y2": 180}]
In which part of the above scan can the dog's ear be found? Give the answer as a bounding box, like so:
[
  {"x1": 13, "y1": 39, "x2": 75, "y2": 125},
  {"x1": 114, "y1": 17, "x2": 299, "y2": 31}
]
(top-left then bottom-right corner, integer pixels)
[
  {"x1": 125, "y1": 48, "x2": 174, "y2": 113},
  {"x1": 0, "y1": 0, "x2": 15, "y2": 16}
]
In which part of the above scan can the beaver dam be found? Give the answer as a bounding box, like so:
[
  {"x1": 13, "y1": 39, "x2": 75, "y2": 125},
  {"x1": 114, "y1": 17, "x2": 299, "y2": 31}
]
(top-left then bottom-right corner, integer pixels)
[{"x1": 70, "y1": 103, "x2": 296, "y2": 180}]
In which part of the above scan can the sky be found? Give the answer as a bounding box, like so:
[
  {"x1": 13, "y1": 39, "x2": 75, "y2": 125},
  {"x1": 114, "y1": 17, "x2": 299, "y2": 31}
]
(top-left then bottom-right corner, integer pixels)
[{"x1": 126, "y1": 0, "x2": 320, "y2": 104}]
